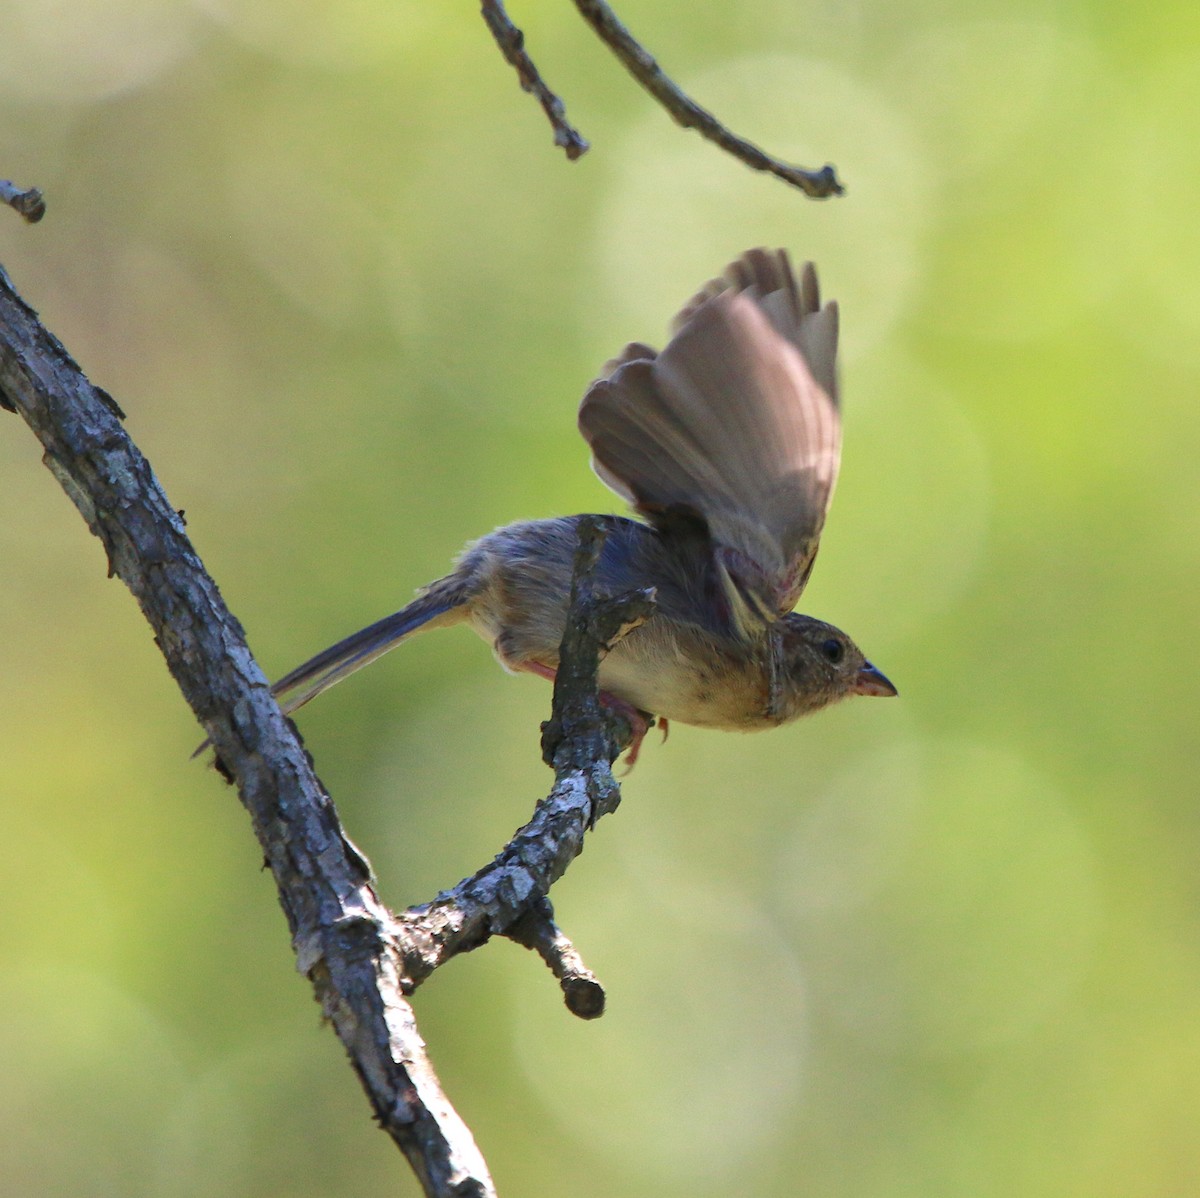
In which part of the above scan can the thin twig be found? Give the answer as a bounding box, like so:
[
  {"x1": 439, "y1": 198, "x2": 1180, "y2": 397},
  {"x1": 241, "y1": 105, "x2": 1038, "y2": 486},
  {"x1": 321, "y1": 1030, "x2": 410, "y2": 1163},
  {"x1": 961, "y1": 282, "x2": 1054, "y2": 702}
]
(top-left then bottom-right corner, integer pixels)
[
  {"x1": 480, "y1": 0, "x2": 590, "y2": 160},
  {"x1": 572, "y1": 0, "x2": 843, "y2": 198},
  {"x1": 0, "y1": 180, "x2": 46, "y2": 223}
]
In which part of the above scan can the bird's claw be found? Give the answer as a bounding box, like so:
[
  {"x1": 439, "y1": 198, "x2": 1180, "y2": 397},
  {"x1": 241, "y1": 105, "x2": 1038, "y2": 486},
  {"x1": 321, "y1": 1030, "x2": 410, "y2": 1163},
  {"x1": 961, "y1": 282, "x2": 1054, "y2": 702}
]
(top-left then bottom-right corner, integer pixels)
[{"x1": 597, "y1": 690, "x2": 656, "y2": 771}]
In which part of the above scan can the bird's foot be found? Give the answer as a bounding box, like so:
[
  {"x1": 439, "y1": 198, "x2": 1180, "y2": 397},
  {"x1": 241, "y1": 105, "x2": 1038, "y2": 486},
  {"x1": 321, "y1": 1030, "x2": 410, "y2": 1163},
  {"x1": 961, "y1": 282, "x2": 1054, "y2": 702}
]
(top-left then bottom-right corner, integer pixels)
[
  {"x1": 598, "y1": 691, "x2": 655, "y2": 770},
  {"x1": 520, "y1": 659, "x2": 657, "y2": 768}
]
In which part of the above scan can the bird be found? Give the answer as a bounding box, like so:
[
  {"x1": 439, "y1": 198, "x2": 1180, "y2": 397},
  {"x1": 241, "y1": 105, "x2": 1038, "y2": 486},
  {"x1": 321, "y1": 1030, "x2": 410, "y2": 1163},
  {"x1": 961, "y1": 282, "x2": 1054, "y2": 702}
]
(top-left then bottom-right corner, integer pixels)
[{"x1": 250, "y1": 248, "x2": 895, "y2": 764}]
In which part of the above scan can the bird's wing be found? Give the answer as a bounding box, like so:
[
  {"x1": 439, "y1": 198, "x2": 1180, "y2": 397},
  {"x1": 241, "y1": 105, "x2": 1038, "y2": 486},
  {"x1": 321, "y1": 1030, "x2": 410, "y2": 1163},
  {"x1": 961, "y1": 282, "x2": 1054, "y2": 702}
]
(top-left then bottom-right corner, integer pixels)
[{"x1": 578, "y1": 248, "x2": 841, "y2": 635}]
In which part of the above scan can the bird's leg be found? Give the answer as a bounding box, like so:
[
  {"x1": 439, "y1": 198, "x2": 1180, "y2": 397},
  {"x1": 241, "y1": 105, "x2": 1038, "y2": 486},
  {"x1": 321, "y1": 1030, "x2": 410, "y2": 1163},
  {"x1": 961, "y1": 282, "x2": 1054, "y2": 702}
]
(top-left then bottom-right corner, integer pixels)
[
  {"x1": 609, "y1": 698, "x2": 651, "y2": 770},
  {"x1": 516, "y1": 659, "x2": 653, "y2": 766}
]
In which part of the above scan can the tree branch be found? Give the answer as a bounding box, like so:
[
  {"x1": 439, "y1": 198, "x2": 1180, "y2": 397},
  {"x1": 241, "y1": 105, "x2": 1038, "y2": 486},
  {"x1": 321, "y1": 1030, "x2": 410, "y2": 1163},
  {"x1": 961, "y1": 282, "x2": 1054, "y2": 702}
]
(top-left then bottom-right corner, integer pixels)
[
  {"x1": 392, "y1": 518, "x2": 655, "y2": 1009},
  {"x1": 478, "y1": 0, "x2": 843, "y2": 197},
  {"x1": 572, "y1": 0, "x2": 843, "y2": 198},
  {"x1": 0, "y1": 259, "x2": 493, "y2": 1197},
  {"x1": 481, "y1": 0, "x2": 590, "y2": 160},
  {"x1": 0, "y1": 250, "x2": 655, "y2": 1191},
  {"x1": 505, "y1": 898, "x2": 607, "y2": 1019},
  {"x1": 0, "y1": 179, "x2": 46, "y2": 223}
]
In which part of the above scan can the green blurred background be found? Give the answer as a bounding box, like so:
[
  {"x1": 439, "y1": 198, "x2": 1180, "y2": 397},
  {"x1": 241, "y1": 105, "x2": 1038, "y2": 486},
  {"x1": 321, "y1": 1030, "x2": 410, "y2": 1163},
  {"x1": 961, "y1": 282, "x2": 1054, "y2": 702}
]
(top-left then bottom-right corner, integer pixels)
[{"x1": 2, "y1": 0, "x2": 1198, "y2": 1194}]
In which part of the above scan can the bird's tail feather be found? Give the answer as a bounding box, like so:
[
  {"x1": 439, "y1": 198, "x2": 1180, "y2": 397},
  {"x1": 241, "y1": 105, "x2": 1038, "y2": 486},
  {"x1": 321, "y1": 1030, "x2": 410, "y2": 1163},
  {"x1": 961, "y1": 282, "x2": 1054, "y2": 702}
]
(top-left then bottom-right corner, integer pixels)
[
  {"x1": 273, "y1": 579, "x2": 469, "y2": 715},
  {"x1": 192, "y1": 575, "x2": 469, "y2": 759}
]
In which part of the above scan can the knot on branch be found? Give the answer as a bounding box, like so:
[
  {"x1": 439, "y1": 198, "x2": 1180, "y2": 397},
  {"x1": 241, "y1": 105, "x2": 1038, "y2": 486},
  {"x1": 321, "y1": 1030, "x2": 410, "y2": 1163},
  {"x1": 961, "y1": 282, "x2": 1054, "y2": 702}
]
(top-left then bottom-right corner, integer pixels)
[{"x1": 0, "y1": 180, "x2": 46, "y2": 223}]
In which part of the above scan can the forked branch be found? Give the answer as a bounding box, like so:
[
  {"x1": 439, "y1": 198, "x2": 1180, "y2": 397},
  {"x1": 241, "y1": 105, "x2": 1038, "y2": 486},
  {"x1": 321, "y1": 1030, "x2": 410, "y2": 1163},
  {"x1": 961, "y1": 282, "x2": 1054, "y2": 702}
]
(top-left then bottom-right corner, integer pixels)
[{"x1": 0, "y1": 257, "x2": 641, "y2": 1196}]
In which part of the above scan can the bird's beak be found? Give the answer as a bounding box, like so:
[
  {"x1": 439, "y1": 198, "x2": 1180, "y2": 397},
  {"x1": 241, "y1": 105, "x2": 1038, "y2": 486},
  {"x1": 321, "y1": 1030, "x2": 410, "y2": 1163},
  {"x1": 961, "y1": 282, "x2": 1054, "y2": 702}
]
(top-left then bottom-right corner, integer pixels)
[{"x1": 852, "y1": 662, "x2": 897, "y2": 697}]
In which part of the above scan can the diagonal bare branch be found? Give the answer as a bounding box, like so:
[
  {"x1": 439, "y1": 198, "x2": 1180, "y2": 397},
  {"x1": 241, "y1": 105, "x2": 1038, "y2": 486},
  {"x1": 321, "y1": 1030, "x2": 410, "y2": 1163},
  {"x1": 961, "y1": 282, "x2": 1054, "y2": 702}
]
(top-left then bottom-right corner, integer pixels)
[
  {"x1": 0, "y1": 260, "x2": 494, "y2": 1198},
  {"x1": 481, "y1": 0, "x2": 590, "y2": 160},
  {"x1": 572, "y1": 0, "x2": 843, "y2": 197},
  {"x1": 477, "y1": 0, "x2": 843, "y2": 197},
  {"x1": 0, "y1": 254, "x2": 651, "y2": 1191}
]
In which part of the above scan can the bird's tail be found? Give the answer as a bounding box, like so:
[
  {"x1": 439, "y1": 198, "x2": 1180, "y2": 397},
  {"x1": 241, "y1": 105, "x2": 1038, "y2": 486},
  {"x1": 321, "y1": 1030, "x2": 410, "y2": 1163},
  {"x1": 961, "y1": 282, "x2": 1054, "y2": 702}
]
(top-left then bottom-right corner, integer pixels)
[
  {"x1": 192, "y1": 574, "x2": 470, "y2": 759},
  {"x1": 272, "y1": 575, "x2": 470, "y2": 715}
]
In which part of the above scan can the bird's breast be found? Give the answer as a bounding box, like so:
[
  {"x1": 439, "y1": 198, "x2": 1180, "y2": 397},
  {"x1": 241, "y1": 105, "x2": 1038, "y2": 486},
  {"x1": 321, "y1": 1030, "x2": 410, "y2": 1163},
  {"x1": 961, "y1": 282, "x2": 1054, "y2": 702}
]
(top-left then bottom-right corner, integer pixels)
[{"x1": 597, "y1": 622, "x2": 773, "y2": 731}]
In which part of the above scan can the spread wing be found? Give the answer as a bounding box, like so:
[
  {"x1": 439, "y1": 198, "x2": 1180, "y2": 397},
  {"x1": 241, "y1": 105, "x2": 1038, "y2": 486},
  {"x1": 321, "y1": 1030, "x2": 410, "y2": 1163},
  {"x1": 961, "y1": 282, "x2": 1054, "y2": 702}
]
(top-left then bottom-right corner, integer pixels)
[{"x1": 578, "y1": 248, "x2": 841, "y2": 635}]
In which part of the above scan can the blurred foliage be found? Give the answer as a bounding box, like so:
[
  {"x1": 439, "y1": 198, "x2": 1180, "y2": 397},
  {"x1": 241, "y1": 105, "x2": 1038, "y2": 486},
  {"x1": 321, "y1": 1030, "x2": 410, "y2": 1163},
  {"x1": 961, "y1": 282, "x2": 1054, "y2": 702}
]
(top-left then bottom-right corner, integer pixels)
[{"x1": 1, "y1": 0, "x2": 1199, "y2": 1194}]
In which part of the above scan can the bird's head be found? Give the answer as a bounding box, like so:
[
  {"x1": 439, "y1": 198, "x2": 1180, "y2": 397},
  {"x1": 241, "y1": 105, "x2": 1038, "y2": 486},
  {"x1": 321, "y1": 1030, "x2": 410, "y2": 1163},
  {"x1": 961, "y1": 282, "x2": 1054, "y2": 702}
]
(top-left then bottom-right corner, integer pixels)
[{"x1": 777, "y1": 613, "x2": 897, "y2": 719}]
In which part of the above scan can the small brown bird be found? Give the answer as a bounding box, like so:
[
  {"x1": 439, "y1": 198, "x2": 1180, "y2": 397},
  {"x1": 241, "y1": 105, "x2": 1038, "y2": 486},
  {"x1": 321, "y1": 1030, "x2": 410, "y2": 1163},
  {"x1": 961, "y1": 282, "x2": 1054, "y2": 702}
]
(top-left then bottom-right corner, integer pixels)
[{"x1": 267, "y1": 248, "x2": 895, "y2": 763}]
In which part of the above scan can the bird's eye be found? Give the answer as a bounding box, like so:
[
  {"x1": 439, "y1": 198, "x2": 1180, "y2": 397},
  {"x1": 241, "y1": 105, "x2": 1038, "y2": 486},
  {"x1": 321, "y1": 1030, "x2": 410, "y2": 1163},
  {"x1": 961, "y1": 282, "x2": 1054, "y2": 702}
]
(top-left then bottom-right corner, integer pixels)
[{"x1": 820, "y1": 637, "x2": 845, "y2": 664}]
